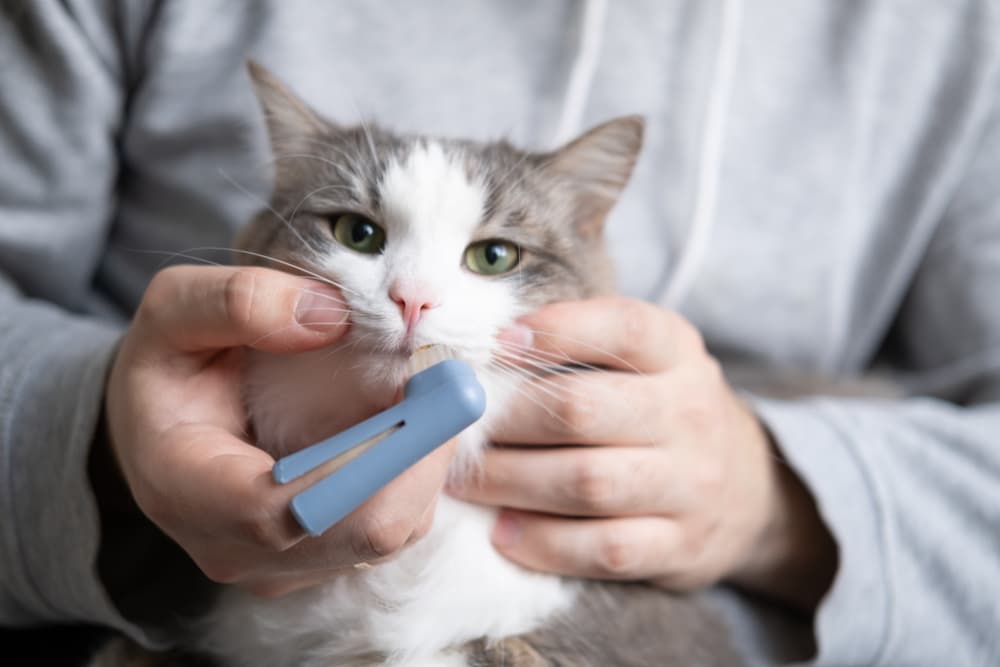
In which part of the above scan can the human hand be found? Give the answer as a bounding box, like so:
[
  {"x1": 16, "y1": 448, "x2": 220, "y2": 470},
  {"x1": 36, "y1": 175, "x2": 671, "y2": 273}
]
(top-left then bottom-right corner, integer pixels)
[
  {"x1": 452, "y1": 298, "x2": 836, "y2": 610},
  {"x1": 104, "y1": 265, "x2": 455, "y2": 597}
]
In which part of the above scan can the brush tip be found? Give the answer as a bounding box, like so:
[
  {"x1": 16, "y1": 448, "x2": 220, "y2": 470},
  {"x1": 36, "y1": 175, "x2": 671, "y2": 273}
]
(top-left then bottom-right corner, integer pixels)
[{"x1": 406, "y1": 344, "x2": 457, "y2": 378}]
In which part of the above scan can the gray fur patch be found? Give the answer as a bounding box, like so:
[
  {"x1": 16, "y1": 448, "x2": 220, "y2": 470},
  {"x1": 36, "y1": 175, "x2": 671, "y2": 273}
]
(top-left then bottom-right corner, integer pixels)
[{"x1": 460, "y1": 583, "x2": 743, "y2": 667}]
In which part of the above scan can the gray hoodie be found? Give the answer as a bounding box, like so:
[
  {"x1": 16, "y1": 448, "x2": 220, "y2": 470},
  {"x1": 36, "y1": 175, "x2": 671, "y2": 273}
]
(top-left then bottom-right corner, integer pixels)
[{"x1": 1, "y1": 1, "x2": 998, "y2": 665}]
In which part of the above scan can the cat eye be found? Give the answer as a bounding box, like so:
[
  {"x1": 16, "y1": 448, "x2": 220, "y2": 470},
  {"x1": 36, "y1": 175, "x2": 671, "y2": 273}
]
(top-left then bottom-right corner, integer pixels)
[
  {"x1": 331, "y1": 213, "x2": 386, "y2": 255},
  {"x1": 464, "y1": 240, "x2": 520, "y2": 275}
]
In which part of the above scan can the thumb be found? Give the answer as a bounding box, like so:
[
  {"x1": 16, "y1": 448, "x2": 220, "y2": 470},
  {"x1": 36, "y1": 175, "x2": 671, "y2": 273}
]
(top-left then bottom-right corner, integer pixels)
[{"x1": 135, "y1": 265, "x2": 350, "y2": 355}]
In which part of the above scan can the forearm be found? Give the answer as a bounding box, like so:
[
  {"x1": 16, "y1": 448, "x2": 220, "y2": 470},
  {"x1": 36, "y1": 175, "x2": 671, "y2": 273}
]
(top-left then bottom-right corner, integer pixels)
[
  {"x1": 738, "y1": 394, "x2": 1000, "y2": 666},
  {"x1": 727, "y1": 427, "x2": 838, "y2": 614},
  {"x1": 88, "y1": 360, "x2": 217, "y2": 637},
  {"x1": 0, "y1": 296, "x2": 125, "y2": 628}
]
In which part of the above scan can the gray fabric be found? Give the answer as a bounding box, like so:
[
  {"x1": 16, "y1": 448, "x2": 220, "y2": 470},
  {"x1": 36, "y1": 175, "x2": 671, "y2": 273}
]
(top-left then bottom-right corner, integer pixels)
[{"x1": 0, "y1": 1, "x2": 998, "y2": 665}]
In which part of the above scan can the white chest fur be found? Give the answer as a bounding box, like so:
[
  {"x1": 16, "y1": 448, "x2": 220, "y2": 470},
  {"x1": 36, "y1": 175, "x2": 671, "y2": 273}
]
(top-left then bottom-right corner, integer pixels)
[
  {"x1": 199, "y1": 347, "x2": 577, "y2": 666},
  {"x1": 202, "y1": 499, "x2": 577, "y2": 667}
]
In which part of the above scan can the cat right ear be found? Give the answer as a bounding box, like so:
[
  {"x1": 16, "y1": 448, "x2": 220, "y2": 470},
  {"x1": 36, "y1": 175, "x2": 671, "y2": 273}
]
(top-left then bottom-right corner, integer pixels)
[
  {"x1": 247, "y1": 60, "x2": 330, "y2": 156},
  {"x1": 544, "y1": 116, "x2": 645, "y2": 238}
]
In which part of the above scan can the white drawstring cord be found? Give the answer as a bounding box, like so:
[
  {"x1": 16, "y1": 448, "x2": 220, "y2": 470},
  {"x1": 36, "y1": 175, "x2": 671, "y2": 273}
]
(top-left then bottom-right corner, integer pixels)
[
  {"x1": 551, "y1": 0, "x2": 608, "y2": 147},
  {"x1": 661, "y1": 0, "x2": 745, "y2": 308}
]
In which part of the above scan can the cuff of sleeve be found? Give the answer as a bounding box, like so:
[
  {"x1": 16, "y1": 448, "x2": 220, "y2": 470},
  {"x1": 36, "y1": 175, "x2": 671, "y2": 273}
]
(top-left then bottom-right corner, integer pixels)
[
  {"x1": 0, "y1": 307, "x2": 159, "y2": 645},
  {"x1": 748, "y1": 397, "x2": 892, "y2": 666}
]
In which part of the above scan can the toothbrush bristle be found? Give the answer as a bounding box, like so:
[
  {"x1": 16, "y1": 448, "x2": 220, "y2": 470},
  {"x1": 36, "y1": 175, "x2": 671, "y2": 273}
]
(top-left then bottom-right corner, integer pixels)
[{"x1": 406, "y1": 344, "x2": 457, "y2": 378}]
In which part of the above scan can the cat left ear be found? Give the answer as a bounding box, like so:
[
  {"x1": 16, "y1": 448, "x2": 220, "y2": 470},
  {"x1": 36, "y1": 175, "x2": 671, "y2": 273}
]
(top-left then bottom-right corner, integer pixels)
[
  {"x1": 543, "y1": 115, "x2": 645, "y2": 238},
  {"x1": 247, "y1": 60, "x2": 331, "y2": 156}
]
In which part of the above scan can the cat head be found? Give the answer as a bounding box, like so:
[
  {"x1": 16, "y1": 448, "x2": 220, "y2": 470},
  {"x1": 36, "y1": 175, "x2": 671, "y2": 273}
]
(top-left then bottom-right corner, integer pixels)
[{"x1": 240, "y1": 62, "x2": 643, "y2": 372}]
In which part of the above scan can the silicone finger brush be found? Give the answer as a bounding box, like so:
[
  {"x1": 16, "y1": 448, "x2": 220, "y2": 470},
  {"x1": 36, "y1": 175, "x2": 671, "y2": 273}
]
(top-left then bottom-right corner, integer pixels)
[{"x1": 272, "y1": 346, "x2": 486, "y2": 536}]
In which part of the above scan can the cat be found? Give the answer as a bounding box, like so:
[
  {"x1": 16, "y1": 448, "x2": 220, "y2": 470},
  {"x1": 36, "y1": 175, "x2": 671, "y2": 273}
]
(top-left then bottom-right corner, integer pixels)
[{"x1": 89, "y1": 62, "x2": 744, "y2": 667}]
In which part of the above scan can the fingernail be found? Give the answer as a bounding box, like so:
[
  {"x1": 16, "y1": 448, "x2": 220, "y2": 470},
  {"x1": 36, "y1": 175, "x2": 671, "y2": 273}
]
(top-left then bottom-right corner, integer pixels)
[
  {"x1": 497, "y1": 324, "x2": 534, "y2": 350},
  {"x1": 295, "y1": 284, "x2": 349, "y2": 331},
  {"x1": 492, "y1": 513, "x2": 522, "y2": 548}
]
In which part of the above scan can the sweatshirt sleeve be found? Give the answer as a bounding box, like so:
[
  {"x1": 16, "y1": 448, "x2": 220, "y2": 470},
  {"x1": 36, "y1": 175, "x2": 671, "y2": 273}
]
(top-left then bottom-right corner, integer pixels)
[
  {"x1": 751, "y1": 67, "x2": 1000, "y2": 667},
  {"x1": 0, "y1": 2, "x2": 163, "y2": 644}
]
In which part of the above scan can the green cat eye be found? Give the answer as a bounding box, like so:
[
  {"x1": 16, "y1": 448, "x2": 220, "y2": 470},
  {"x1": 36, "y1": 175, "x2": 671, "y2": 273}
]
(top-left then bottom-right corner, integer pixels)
[
  {"x1": 464, "y1": 240, "x2": 520, "y2": 275},
  {"x1": 331, "y1": 213, "x2": 386, "y2": 255}
]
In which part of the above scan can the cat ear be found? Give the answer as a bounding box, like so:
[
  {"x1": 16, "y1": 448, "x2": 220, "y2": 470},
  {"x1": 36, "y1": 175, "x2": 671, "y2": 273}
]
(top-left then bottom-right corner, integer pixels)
[
  {"x1": 246, "y1": 60, "x2": 330, "y2": 156},
  {"x1": 543, "y1": 115, "x2": 645, "y2": 237}
]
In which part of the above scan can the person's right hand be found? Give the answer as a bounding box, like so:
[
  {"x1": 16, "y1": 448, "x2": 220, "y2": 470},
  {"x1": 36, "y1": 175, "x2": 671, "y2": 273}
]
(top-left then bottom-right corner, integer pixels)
[{"x1": 104, "y1": 265, "x2": 456, "y2": 597}]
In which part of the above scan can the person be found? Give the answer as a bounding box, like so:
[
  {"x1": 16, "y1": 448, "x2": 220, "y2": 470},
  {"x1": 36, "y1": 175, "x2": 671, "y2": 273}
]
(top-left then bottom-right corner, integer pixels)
[{"x1": 1, "y1": 2, "x2": 998, "y2": 665}]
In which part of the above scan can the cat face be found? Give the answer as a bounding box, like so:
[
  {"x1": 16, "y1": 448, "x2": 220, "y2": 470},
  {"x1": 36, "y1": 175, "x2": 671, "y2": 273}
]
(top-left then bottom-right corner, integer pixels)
[{"x1": 239, "y1": 62, "x2": 643, "y2": 373}]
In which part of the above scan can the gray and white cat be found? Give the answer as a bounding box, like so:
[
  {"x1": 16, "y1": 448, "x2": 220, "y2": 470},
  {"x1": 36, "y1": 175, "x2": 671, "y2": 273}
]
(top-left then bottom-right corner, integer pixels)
[{"x1": 92, "y1": 63, "x2": 743, "y2": 667}]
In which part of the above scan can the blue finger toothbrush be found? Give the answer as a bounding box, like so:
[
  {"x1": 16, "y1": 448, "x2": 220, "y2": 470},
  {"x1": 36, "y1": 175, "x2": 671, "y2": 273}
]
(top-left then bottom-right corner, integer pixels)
[{"x1": 272, "y1": 346, "x2": 486, "y2": 536}]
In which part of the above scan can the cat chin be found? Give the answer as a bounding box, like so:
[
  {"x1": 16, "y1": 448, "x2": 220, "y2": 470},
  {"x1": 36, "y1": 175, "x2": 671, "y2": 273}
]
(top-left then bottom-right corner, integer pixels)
[{"x1": 242, "y1": 342, "x2": 512, "y2": 469}]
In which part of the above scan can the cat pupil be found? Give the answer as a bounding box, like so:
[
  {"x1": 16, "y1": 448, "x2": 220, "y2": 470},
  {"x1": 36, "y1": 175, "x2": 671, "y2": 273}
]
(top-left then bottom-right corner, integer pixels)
[
  {"x1": 352, "y1": 222, "x2": 373, "y2": 243},
  {"x1": 485, "y1": 243, "x2": 505, "y2": 265}
]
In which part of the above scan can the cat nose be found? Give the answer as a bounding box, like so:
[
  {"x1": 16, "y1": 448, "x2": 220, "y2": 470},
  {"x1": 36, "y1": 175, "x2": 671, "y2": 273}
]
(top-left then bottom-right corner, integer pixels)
[{"x1": 389, "y1": 282, "x2": 439, "y2": 335}]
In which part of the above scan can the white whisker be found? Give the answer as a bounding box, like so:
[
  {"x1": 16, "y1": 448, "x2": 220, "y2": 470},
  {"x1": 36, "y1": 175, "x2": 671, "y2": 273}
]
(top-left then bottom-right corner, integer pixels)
[{"x1": 218, "y1": 168, "x2": 315, "y2": 252}]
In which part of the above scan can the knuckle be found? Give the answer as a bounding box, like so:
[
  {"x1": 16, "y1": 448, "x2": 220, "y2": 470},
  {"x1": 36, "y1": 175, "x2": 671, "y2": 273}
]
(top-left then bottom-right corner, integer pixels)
[
  {"x1": 555, "y1": 391, "x2": 599, "y2": 438},
  {"x1": 677, "y1": 382, "x2": 721, "y2": 436},
  {"x1": 138, "y1": 267, "x2": 182, "y2": 324},
  {"x1": 199, "y1": 558, "x2": 244, "y2": 585},
  {"x1": 671, "y1": 313, "x2": 706, "y2": 354},
  {"x1": 691, "y1": 457, "x2": 725, "y2": 498},
  {"x1": 352, "y1": 516, "x2": 410, "y2": 561},
  {"x1": 594, "y1": 530, "x2": 640, "y2": 577},
  {"x1": 246, "y1": 581, "x2": 293, "y2": 600},
  {"x1": 677, "y1": 398, "x2": 714, "y2": 436},
  {"x1": 239, "y1": 504, "x2": 294, "y2": 552},
  {"x1": 570, "y1": 456, "x2": 618, "y2": 512},
  {"x1": 701, "y1": 355, "x2": 724, "y2": 387},
  {"x1": 223, "y1": 269, "x2": 259, "y2": 330},
  {"x1": 616, "y1": 299, "x2": 653, "y2": 360},
  {"x1": 679, "y1": 519, "x2": 716, "y2": 566},
  {"x1": 409, "y1": 508, "x2": 437, "y2": 544}
]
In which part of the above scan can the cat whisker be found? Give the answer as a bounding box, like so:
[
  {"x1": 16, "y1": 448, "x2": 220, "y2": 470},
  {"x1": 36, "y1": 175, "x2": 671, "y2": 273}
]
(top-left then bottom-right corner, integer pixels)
[
  {"x1": 512, "y1": 326, "x2": 649, "y2": 378},
  {"x1": 133, "y1": 244, "x2": 365, "y2": 302},
  {"x1": 218, "y1": 168, "x2": 318, "y2": 252},
  {"x1": 127, "y1": 248, "x2": 229, "y2": 273},
  {"x1": 245, "y1": 320, "x2": 348, "y2": 348},
  {"x1": 489, "y1": 358, "x2": 602, "y2": 410},
  {"x1": 493, "y1": 344, "x2": 610, "y2": 385},
  {"x1": 187, "y1": 246, "x2": 365, "y2": 299},
  {"x1": 278, "y1": 140, "x2": 368, "y2": 180},
  {"x1": 490, "y1": 372, "x2": 579, "y2": 418},
  {"x1": 490, "y1": 356, "x2": 658, "y2": 447},
  {"x1": 495, "y1": 339, "x2": 605, "y2": 373},
  {"x1": 489, "y1": 145, "x2": 537, "y2": 197},
  {"x1": 268, "y1": 151, "x2": 361, "y2": 175},
  {"x1": 484, "y1": 364, "x2": 575, "y2": 430},
  {"x1": 357, "y1": 117, "x2": 381, "y2": 171},
  {"x1": 286, "y1": 182, "x2": 362, "y2": 230}
]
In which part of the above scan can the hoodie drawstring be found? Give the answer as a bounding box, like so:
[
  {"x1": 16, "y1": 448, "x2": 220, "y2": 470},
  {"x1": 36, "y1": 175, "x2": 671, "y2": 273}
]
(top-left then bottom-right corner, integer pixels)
[
  {"x1": 552, "y1": 0, "x2": 608, "y2": 147},
  {"x1": 661, "y1": 0, "x2": 745, "y2": 307},
  {"x1": 553, "y1": 0, "x2": 744, "y2": 309}
]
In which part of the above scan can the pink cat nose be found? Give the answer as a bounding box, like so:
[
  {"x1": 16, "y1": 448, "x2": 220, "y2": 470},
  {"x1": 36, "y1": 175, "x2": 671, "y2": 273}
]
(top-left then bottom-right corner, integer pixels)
[{"x1": 389, "y1": 282, "x2": 439, "y2": 335}]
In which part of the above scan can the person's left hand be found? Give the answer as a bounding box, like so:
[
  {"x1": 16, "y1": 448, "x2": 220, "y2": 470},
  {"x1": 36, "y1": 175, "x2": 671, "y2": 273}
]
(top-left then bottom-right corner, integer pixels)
[{"x1": 449, "y1": 297, "x2": 836, "y2": 610}]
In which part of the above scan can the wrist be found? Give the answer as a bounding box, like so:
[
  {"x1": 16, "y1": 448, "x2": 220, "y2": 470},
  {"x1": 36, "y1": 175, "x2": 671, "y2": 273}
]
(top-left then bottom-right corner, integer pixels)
[
  {"x1": 89, "y1": 388, "x2": 216, "y2": 631},
  {"x1": 728, "y1": 429, "x2": 838, "y2": 613}
]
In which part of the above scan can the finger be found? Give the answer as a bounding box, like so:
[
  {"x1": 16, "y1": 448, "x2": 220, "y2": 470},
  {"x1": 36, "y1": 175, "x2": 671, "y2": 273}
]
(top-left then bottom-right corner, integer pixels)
[
  {"x1": 261, "y1": 435, "x2": 457, "y2": 572},
  {"x1": 451, "y1": 446, "x2": 690, "y2": 517},
  {"x1": 452, "y1": 446, "x2": 673, "y2": 516},
  {"x1": 151, "y1": 428, "x2": 455, "y2": 581},
  {"x1": 491, "y1": 511, "x2": 680, "y2": 580},
  {"x1": 504, "y1": 297, "x2": 702, "y2": 373},
  {"x1": 491, "y1": 371, "x2": 666, "y2": 446},
  {"x1": 139, "y1": 423, "x2": 307, "y2": 551},
  {"x1": 136, "y1": 265, "x2": 350, "y2": 356}
]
